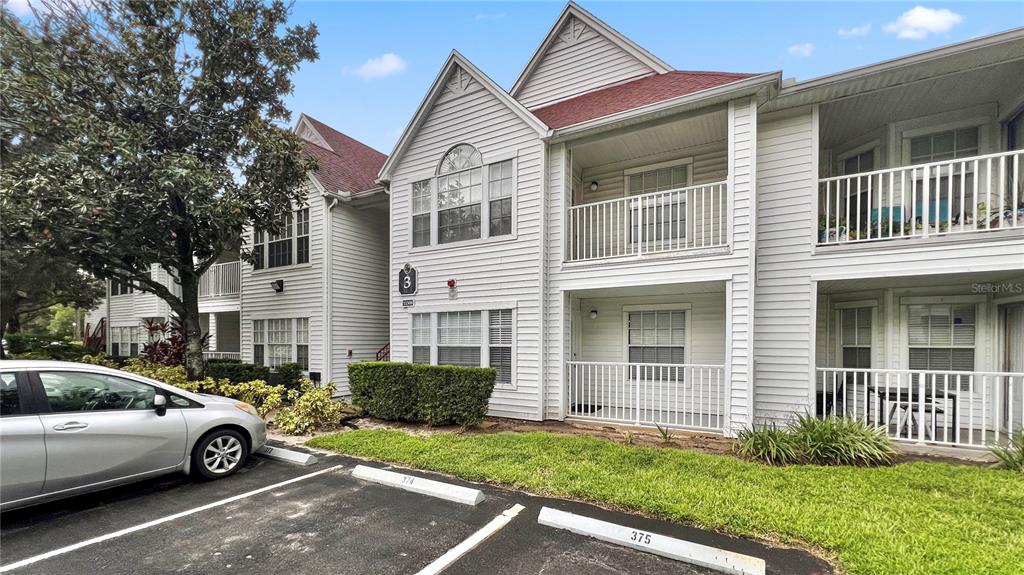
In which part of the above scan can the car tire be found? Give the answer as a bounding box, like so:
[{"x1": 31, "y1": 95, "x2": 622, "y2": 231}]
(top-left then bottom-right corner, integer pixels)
[{"x1": 192, "y1": 429, "x2": 248, "y2": 480}]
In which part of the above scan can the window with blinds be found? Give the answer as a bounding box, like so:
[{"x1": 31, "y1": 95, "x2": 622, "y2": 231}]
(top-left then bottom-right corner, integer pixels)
[
  {"x1": 437, "y1": 311, "x2": 481, "y2": 367},
  {"x1": 411, "y1": 313, "x2": 431, "y2": 364},
  {"x1": 908, "y1": 304, "x2": 975, "y2": 389},
  {"x1": 627, "y1": 163, "x2": 689, "y2": 245},
  {"x1": 489, "y1": 309, "x2": 513, "y2": 386},
  {"x1": 840, "y1": 307, "x2": 872, "y2": 369},
  {"x1": 295, "y1": 317, "x2": 309, "y2": 370},
  {"x1": 627, "y1": 311, "x2": 685, "y2": 364}
]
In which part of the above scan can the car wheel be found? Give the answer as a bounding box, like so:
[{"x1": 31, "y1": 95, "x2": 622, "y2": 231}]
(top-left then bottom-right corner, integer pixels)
[{"x1": 192, "y1": 429, "x2": 248, "y2": 480}]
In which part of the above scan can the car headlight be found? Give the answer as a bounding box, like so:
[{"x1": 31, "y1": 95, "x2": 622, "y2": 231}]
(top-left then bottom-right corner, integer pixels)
[{"x1": 233, "y1": 402, "x2": 259, "y2": 418}]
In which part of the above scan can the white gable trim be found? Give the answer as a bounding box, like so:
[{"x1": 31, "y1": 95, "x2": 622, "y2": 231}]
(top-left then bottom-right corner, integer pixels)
[
  {"x1": 294, "y1": 114, "x2": 332, "y2": 151},
  {"x1": 378, "y1": 51, "x2": 549, "y2": 182},
  {"x1": 510, "y1": 1, "x2": 672, "y2": 99}
]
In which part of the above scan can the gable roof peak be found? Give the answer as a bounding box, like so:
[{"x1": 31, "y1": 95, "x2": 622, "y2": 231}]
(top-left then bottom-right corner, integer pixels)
[
  {"x1": 510, "y1": 1, "x2": 672, "y2": 99},
  {"x1": 378, "y1": 50, "x2": 549, "y2": 182}
]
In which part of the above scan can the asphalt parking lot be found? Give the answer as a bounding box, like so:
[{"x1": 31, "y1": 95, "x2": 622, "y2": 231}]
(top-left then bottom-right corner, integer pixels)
[{"x1": 0, "y1": 444, "x2": 830, "y2": 575}]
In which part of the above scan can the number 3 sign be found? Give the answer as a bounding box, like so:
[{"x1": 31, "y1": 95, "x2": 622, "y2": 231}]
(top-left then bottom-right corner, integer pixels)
[{"x1": 398, "y1": 264, "x2": 417, "y2": 295}]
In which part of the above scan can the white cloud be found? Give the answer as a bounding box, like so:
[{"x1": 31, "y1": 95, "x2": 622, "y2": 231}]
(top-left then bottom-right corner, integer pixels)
[
  {"x1": 345, "y1": 53, "x2": 407, "y2": 79},
  {"x1": 4, "y1": 0, "x2": 33, "y2": 16},
  {"x1": 838, "y1": 24, "x2": 872, "y2": 38},
  {"x1": 787, "y1": 43, "x2": 815, "y2": 57},
  {"x1": 884, "y1": 6, "x2": 963, "y2": 40}
]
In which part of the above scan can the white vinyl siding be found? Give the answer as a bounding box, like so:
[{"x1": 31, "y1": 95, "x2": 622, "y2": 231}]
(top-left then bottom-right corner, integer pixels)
[
  {"x1": 515, "y1": 15, "x2": 655, "y2": 109},
  {"x1": 388, "y1": 62, "x2": 542, "y2": 419}
]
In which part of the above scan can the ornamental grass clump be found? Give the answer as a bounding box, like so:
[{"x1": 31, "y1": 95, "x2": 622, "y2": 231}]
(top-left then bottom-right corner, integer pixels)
[
  {"x1": 736, "y1": 415, "x2": 897, "y2": 467},
  {"x1": 989, "y1": 430, "x2": 1024, "y2": 473}
]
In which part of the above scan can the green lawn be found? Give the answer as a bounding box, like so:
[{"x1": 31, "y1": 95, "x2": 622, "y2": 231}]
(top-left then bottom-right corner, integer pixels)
[{"x1": 308, "y1": 430, "x2": 1024, "y2": 575}]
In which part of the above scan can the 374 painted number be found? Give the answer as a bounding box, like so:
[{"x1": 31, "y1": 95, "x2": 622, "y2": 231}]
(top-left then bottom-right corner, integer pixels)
[
  {"x1": 630, "y1": 530, "x2": 652, "y2": 545},
  {"x1": 400, "y1": 476, "x2": 416, "y2": 486}
]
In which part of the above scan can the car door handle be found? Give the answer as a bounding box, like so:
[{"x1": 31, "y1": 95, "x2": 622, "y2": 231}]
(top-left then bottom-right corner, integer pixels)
[{"x1": 53, "y1": 422, "x2": 89, "y2": 431}]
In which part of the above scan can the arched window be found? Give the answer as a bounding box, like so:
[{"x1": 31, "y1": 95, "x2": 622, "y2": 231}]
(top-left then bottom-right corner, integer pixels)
[
  {"x1": 411, "y1": 143, "x2": 515, "y2": 247},
  {"x1": 437, "y1": 144, "x2": 482, "y2": 175}
]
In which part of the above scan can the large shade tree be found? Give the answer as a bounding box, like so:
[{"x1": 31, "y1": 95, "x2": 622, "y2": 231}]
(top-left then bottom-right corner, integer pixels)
[{"x1": 0, "y1": 0, "x2": 318, "y2": 377}]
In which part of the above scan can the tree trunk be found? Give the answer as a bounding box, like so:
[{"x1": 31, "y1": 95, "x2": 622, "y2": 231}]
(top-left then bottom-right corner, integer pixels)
[{"x1": 179, "y1": 271, "x2": 206, "y2": 380}]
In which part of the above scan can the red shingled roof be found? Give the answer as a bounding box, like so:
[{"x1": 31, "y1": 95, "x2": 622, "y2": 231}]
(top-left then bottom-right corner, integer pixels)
[
  {"x1": 301, "y1": 115, "x2": 386, "y2": 193},
  {"x1": 530, "y1": 71, "x2": 759, "y2": 129}
]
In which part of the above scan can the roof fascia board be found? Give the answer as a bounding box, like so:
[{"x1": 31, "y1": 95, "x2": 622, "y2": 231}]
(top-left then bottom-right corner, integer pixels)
[
  {"x1": 379, "y1": 51, "x2": 550, "y2": 182},
  {"x1": 548, "y1": 72, "x2": 780, "y2": 142},
  {"x1": 510, "y1": 1, "x2": 671, "y2": 98},
  {"x1": 780, "y1": 27, "x2": 1024, "y2": 97}
]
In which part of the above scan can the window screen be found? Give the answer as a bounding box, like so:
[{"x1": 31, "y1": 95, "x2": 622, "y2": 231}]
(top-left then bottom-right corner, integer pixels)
[
  {"x1": 908, "y1": 304, "x2": 976, "y2": 389},
  {"x1": 488, "y1": 309, "x2": 513, "y2": 386},
  {"x1": 411, "y1": 313, "x2": 431, "y2": 364},
  {"x1": 627, "y1": 311, "x2": 686, "y2": 366},
  {"x1": 437, "y1": 311, "x2": 481, "y2": 367},
  {"x1": 840, "y1": 307, "x2": 872, "y2": 369}
]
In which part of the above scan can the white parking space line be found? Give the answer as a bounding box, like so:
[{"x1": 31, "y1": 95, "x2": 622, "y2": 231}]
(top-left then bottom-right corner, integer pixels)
[
  {"x1": 538, "y1": 507, "x2": 766, "y2": 575},
  {"x1": 415, "y1": 504, "x2": 526, "y2": 575},
  {"x1": 0, "y1": 465, "x2": 346, "y2": 573},
  {"x1": 352, "y1": 465, "x2": 485, "y2": 506}
]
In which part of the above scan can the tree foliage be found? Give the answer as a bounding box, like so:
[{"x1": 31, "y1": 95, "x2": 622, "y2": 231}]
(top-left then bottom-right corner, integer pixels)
[{"x1": 0, "y1": 0, "x2": 318, "y2": 377}]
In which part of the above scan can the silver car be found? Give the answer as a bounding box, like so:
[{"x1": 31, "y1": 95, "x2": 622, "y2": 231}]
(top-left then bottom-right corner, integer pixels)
[{"x1": 0, "y1": 360, "x2": 267, "y2": 511}]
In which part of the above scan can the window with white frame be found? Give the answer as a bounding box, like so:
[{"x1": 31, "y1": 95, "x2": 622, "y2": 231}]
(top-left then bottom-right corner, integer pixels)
[
  {"x1": 411, "y1": 309, "x2": 514, "y2": 386},
  {"x1": 626, "y1": 162, "x2": 690, "y2": 245},
  {"x1": 110, "y1": 279, "x2": 134, "y2": 296},
  {"x1": 411, "y1": 180, "x2": 432, "y2": 247},
  {"x1": 627, "y1": 311, "x2": 685, "y2": 364},
  {"x1": 411, "y1": 313, "x2": 431, "y2": 364},
  {"x1": 252, "y1": 208, "x2": 310, "y2": 270},
  {"x1": 840, "y1": 307, "x2": 872, "y2": 369},
  {"x1": 412, "y1": 144, "x2": 515, "y2": 248},
  {"x1": 110, "y1": 326, "x2": 141, "y2": 357},
  {"x1": 488, "y1": 160, "x2": 513, "y2": 237},
  {"x1": 909, "y1": 128, "x2": 979, "y2": 165},
  {"x1": 437, "y1": 311, "x2": 481, "y2": 367},
  {"x1": 251, "y1": 318, "x2": 309, "y2": 369},
  {"x1": 908, "y1": 303, "x2": 975, "y2": 390},
  {"x1": 841, "y1": 149, "x2": 875, "y2": 175},
  {"x1": 488, "y1": 309, "x2": 512, "y2": 386}
]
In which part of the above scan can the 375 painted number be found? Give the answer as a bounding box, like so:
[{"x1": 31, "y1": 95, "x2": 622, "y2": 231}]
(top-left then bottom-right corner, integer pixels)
[{"x1": 630, "y1": 530, "x2": 652, "y2": 545}]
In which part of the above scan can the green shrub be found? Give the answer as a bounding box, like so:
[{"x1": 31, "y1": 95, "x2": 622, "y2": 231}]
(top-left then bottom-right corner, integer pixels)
[
  {"x1": 990, "y1": 430, "x2": 1024, "y2": 473},
  {"x1": 205, "y1": 361, "x2": 271, "y2": 384},
  {"x1": 735, "y1": 424, "x2": 801, "y2": 465},
  {"x1": 273, "y1": 362, "x2": 304, "y2": 393},
  {"x1": 4, "y1": 332, "x2": 55, "y2": 354},
  {"x1": 275, "y1": 383, "x2": 349, "y2": 435},
  {"x1": 348, "y1": 361, "x2": 495, "y2": 426},
  {"x1": 790, "y1": 414, "x2": 897, "y2": 466},
  {"x1": 7, "y1": 334, "x2": 90, "y2": 361},
  {"x1": 349, "y1": 361, "x2": 419, "y2": 421},
  {"x1": 414, "y1": 364, "x2": 496, "y2": 426},
  {"x1": 78, "y1": 353, "x2": 120, "y2": 368},
  {"x1": 736, "y1": 415, "x2": 896, "y2": 467}
]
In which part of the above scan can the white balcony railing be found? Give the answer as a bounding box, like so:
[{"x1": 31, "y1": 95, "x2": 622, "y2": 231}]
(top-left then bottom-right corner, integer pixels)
[
  {"x1": 204, "y1": 351, "x2": 241, "y2": 361},
  {"x1": 198, "y1": 261, "x2": 241, "y2": 298},
  {"x1": 566, "y1": 361, "x2": 725, "y2": 432},
  {"x1": 816, "y1": 367, "x2": 1024, "y2": 449},
  {"x1": 567, "y1": 181, "x2": 728, "y2": 262},
  {"x1": 818, "y1": 149, "x2": 1023, "y2": 245}
]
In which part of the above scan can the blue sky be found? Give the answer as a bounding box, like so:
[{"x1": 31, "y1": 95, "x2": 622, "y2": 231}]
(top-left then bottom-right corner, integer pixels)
[
  {"x1": 284, "y1": 1, "x2": 1023, "y2": 154},
  {"x1": 9, "y1": 1, "x2": 1022, "y2": 153}
]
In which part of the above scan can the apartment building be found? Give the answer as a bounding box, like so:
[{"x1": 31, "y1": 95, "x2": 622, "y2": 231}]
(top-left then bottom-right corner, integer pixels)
[
  {"x1": 85, "y1": 115, "x2": 390, "y2": 395},
  {"x1": 381, "y1": 2, "x2": 1024, "y2": 450}
]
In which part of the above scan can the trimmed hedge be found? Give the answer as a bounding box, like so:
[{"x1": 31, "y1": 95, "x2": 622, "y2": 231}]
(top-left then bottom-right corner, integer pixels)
[
  {"x1": 348, "y1": 362, "x2": 495, "y2": 426},
  {"x1": 205, "y1": 361, "x2": 271, "y2": 384}
]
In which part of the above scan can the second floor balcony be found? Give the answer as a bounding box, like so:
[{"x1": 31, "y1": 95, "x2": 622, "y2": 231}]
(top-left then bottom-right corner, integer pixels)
[
  {"x1": 563, "y1": 104, "x2": 732, "y2": 265},
  {"x1": 199, "y1": 260, "x2": 241, "y2": 298},
  {"x1": 818, "y1": 149, "x2": 1023, "y2": 246}
]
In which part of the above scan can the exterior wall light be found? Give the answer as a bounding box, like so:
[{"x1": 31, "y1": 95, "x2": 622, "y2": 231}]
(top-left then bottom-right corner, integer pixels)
[
  {"x1": 589, "y1": 310, "x2": 598, "y2": 320},
  {"x1": 589, "y1": 181, "x2": 599, "y2": 192},
  {"x1": 271, "y1": 279, "x2": 284, "y2": 292}
]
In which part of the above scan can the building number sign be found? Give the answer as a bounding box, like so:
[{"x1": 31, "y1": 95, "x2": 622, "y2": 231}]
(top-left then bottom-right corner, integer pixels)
[{"x1": 398, "y1": 264, "x2": 417, "y2": 296}]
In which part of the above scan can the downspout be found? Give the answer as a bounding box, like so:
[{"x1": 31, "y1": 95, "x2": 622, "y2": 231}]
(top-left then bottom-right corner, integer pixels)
[
  {"x1": 105, "y1": 280, "x2": 111, "y2": 355},
  {"x1": 537, "y1": 143, "x2": 548, "y2": 421},
  {"x1": 322, "y1": 195, "x2": 339, "y2": 384}
]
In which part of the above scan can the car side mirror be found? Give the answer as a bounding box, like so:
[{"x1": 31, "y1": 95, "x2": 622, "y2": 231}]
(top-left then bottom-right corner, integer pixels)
[{"x1": 154, "y1": 394, "x2": 167, "y2": 416}]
